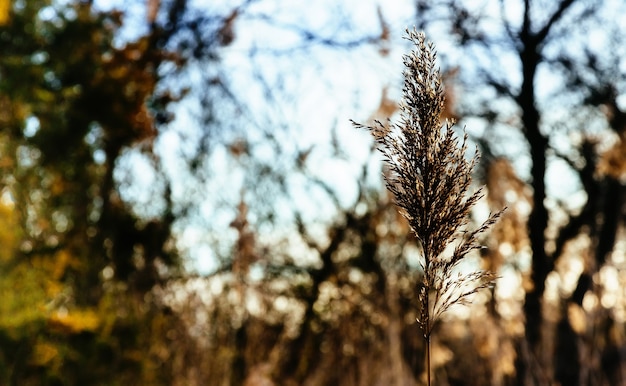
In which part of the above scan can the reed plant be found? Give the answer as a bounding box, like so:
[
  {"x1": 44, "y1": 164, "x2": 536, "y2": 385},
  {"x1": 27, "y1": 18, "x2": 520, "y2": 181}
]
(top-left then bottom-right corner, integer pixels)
[{"x1": 352, "y1": 29, "x2": 502, "y2": 385}]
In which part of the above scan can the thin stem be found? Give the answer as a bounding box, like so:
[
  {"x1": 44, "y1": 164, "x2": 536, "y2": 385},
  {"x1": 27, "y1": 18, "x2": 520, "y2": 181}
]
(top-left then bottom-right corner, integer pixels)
[
  {"x1": 425, "y1": 279, "x2": 430, "y2": 386},
  {"x1": 427, "y1": 333, "x2": 432, "y2": 386}
]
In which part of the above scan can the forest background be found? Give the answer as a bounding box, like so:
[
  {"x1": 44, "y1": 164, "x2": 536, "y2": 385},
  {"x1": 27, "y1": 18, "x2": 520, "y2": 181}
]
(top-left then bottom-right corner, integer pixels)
[{"x1": 1, "y1": 0, "x2": 626, "y2": 385}]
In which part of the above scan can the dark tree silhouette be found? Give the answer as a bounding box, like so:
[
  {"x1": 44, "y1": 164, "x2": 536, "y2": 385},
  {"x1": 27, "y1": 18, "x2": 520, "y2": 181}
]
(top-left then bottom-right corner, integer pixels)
[{"x1": 413, "y1": 0, "x2": 626, "y2": 384}]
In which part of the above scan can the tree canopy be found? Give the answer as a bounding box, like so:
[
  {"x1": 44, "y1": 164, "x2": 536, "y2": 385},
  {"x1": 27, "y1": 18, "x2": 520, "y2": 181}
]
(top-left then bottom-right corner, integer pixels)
[{"x1": 2, "y1": 0, "x2": 626, "y2": 385}]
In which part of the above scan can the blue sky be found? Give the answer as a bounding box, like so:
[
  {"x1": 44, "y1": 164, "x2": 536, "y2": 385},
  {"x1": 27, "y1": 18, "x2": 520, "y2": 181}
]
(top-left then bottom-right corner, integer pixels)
[
  {"x1": 90, "y1": 0, "x2": 421, "y2": 272},
  {"x1": 86, "y1": 0, "x2": 626, "y2": 276}
]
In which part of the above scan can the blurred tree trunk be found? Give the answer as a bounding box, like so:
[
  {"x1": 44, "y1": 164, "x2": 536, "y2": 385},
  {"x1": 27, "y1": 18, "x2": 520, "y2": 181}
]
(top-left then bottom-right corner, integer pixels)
[{"x1": 514, "y1": 2, "x2": 576, "y2": 384}]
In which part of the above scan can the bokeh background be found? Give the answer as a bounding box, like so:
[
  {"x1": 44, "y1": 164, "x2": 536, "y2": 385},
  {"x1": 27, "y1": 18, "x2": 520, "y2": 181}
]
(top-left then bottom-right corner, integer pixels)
[{"x1": 1, "y1": 0, "x2": 626, "y2": 385}]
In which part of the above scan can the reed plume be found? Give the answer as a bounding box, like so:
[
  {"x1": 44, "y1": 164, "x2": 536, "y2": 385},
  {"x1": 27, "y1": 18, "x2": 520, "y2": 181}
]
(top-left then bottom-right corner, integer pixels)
[{"x1": 352, "y1": 28, "x2": 502, "y2": 385}]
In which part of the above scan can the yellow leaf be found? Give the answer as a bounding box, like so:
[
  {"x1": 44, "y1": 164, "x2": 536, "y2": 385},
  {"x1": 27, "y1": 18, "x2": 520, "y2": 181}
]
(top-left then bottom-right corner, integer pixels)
[
  {"x1": 48, "y1": 309, "x2": 100, "y2": 334},
  {"x1": 30, "y1": 341, "x2": 59, "y2": 366},
  {"x1": 0, "y1": 0, "x2": 9, "y2": 26}
]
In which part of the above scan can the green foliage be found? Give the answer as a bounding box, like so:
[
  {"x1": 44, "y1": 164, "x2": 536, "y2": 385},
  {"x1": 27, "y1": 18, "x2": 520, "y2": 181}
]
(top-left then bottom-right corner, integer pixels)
[
  {"x1": 0, "y1": 1, "x2": 183, "y2": 384},
  {"x1": 0, "y1": 263, "x2": 48, "y2": 338}
]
